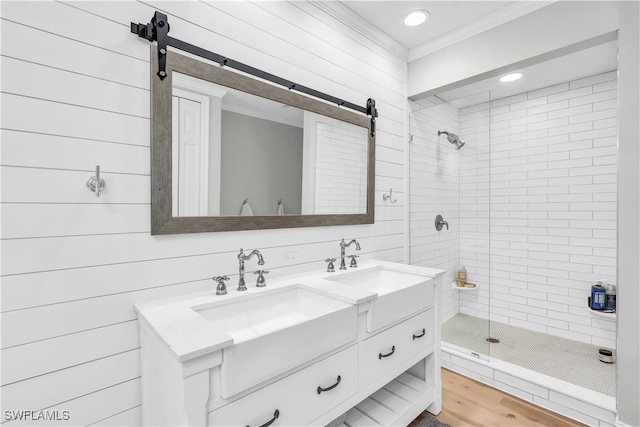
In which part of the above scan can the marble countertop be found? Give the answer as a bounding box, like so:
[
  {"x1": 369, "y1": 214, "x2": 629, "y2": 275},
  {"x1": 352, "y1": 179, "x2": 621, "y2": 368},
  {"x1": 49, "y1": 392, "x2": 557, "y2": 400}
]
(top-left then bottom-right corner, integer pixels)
[{"x1": 135, "y1": 260, "x2": 446, "y2": 363}]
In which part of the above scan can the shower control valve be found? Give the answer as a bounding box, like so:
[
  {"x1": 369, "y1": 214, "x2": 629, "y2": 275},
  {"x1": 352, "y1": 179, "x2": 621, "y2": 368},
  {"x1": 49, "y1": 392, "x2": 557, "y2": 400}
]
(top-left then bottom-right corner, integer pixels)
[{"x1": 435, "y1": 215, "x2": 449, "y2": 231}]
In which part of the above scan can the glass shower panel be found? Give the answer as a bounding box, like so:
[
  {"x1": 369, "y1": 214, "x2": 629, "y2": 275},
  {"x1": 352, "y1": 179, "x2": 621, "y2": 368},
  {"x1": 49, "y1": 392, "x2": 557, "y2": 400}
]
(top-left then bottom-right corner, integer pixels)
[
  {"x1": 456, "y1": 93, "x2": 492, "y2": 359},
  {"x1": 408, "y1": 92, "x2": 492, "y2": 360}
]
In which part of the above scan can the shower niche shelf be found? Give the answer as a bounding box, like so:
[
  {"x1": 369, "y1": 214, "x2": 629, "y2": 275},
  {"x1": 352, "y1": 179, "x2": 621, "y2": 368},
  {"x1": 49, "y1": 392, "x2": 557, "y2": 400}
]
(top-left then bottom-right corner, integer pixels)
[
  {"x1": 586, "y1": 297, "x2": 616, "y2": 318},
  {"x1": 451, "y1": 282, "x2": 478, "y2": 291},
  {"x1": 588, "y1": 307, "x2": 616, "y2": 318}
]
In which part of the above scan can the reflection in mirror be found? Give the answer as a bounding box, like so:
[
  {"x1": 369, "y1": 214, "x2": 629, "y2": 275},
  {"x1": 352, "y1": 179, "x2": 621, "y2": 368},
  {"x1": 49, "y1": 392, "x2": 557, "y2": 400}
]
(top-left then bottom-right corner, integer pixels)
[
  {"x1": 150, "y1": 48, "x2": 374, "y2": 234},
  {"x1": 171, "y1": 73, "x2": 368, "y2": 217}
]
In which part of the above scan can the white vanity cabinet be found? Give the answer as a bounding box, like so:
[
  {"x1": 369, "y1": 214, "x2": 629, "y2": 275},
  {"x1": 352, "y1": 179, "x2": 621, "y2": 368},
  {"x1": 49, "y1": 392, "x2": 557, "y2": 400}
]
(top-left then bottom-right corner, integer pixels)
[
  {"x1": 360, "y1": 309, "x2": 434, "y2": 389},
  {"x1": 209, "y1": 345, "x2": 359, "y2": 427},
  {"x1": 136, "y1": 261, "x2": 444, "y2": 427}
]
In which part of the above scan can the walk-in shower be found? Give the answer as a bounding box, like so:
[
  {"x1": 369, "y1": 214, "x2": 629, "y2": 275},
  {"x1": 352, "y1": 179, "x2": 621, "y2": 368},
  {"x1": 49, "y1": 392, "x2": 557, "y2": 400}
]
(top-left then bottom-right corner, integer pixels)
[{"x1": 408, "y1": 48, "x2": 618, "y2": 423}]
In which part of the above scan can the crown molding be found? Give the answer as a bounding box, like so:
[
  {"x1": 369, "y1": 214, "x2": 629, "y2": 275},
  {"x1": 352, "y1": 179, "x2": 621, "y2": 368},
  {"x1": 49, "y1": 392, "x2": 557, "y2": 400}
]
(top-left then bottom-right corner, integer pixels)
[
  {"x1": 310, "y1": 0, "x2": 409, "y2": 61},
  {"x1": 408, "y1": 1, "x2": 555, "y2": 63}
]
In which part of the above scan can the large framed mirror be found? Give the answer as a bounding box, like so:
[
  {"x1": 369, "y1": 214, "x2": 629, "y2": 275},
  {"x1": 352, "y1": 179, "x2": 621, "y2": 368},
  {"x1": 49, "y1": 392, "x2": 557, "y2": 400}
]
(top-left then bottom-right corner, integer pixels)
[{"x1": 150, "y1": 48, "x2": 375, "y2": 234}]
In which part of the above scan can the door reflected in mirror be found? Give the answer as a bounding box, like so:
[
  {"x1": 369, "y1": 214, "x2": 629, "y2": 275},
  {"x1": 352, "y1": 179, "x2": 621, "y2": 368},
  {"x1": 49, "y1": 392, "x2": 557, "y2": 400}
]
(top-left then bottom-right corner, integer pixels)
[{"x1": 172, "y1": 72, "x2": 368, "y2": 217}]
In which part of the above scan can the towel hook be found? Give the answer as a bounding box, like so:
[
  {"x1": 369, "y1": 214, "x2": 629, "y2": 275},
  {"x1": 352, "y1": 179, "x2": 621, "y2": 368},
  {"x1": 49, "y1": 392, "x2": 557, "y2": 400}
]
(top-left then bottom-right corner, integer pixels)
[
  {"x1": 277, "y1": 199, "x2": 282, "y2": 205},
  {"x1": 86, "y1": 165, "x2": 105, "y2": 198},
  {"x1": 382, "y1": 188, "x2": 397, "y2": 204},
  {"x1": 243, "y1": 198, "x2": 248, "y2": 205}
]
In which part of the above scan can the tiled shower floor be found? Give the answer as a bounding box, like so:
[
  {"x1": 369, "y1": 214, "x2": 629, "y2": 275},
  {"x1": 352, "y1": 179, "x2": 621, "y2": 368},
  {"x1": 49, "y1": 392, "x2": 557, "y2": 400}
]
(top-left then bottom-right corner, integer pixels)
[{"x1": 441, "y1": 313, "x2": 616, "y2": 397}]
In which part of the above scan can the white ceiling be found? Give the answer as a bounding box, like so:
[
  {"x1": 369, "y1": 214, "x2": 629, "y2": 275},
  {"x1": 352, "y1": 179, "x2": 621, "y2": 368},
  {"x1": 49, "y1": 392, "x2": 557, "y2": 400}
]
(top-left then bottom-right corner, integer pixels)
[
  {"x1": 341, "y1": 1, "x2": 618, "y2": 104},
  {"x1": 439, "y1": 40, "x2": 619, "y2": 108},
  {"x1": 341, "y1": 1, "x2": 519, "y2": 51}
]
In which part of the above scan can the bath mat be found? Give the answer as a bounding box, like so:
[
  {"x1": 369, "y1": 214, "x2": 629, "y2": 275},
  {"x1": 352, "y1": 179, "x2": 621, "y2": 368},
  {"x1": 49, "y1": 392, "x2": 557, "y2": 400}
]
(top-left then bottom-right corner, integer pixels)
[{"x1": 416, "y1": 416, "x2": 452, "y2": 427}]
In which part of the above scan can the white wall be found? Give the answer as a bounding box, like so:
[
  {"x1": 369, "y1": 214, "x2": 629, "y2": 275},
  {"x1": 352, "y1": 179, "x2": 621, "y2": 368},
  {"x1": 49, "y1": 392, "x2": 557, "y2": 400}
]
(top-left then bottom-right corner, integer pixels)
[
  {"x1": 0, "y1": 1, "x2": 406, "y2": 425},
  {"x1": 460, "y1": 72, "x2": 618, "y2": 349},
  {"x1": 615, "y1": 2, "x2": 640, "y2": 425},
  {"x1": 219, "y1": 111, "x2": 303, "y2": 216},
  {"x1": 407, "y1": 1, "x2": 621, "y2": 99}
]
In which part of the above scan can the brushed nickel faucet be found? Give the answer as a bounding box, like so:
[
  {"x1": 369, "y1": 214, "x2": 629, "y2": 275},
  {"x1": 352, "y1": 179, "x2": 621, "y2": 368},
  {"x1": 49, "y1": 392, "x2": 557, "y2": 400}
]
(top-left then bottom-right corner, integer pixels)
[
  {"x1": 237, "y1": 248, "x2": 265, "y2": 291},
  {"x1": 339, "y1": 239, "x2": 361, "y2": 270}
]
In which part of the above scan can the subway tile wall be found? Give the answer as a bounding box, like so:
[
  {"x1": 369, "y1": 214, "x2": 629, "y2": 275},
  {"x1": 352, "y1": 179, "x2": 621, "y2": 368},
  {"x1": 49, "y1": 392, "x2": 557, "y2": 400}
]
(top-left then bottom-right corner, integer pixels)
[
  {"x1": 460, "y1": 71, "x2": 618, "y2": 349},
  {"x1": 315, "y1": 119, "x2": 368, "y2": 214}
]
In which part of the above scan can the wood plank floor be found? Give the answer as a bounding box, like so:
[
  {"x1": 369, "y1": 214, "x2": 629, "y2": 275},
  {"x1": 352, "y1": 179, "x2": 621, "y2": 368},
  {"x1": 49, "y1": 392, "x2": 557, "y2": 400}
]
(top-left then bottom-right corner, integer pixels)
[{"x1": 408, "y1": 368, "x2": 586, "y2": 427}]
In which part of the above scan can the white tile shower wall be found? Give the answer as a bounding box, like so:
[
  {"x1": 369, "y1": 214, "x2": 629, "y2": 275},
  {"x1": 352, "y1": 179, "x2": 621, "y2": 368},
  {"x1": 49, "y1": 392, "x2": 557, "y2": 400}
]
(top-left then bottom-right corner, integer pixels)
[
  {"x1": 458, "y1": 101, "x2": 492, "y2": 321},
  {"x1": 315, "y1": 120, "x2": 368, "y2": 214},
  {"x1": 459, "y1": 71, "x2": 618, "y2": 349},
  {"x1": 0, "y1": 2, "x2": 407, "y2": 425},
  {"x1": 408, "y1": 97, "x2": 461, "y2": 323}
]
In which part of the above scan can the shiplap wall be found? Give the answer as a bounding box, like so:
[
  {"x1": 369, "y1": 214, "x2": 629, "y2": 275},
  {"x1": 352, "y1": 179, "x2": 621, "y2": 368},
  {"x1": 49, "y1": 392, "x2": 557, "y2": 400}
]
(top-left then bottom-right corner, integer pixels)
[{"x1": 0, "y1": 1, "x2": 407, "y2": 425}]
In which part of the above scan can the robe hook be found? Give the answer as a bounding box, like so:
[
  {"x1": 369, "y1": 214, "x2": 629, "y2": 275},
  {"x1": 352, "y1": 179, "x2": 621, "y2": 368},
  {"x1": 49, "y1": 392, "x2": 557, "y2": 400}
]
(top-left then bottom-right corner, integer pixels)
[
  {"x1": 86, "y1": 165, "x2": 105, "y2": 198},
  {"x1": 382, "y1": 188, "x2": 397, "y2": 204}
]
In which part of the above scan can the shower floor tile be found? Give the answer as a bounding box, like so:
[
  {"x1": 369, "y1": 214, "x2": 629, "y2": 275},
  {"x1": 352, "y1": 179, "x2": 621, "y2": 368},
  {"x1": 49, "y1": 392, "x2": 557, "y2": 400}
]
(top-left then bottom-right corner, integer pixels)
[{"x1": 442, "y1": 313, "x2": 616, "y2": 397}]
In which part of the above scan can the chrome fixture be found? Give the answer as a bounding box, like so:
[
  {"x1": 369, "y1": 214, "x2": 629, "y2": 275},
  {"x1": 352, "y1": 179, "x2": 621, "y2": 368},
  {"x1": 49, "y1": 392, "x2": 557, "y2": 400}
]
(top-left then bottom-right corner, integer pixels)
[
  {"x1": 382, "y1": 188, "x2": 397, "y2": 204},
  {"x1": 348, "y1": 255, "x2": 360, "y2": 268},
  {"x1": 237, "y1": 248, "x2": 265, "y2": 291},
  {"x1": 435, "y1": 215, "x2": 449, "y2": 231},
  {"x1": 86, "y1": 165, "x2": 106, "y2": 197},
  {"x1": 339, "y1": 239, "x2": 361, "y2": 270},
  {"x1": 325, "y1": 258, "x2": 336, "y2": 272},
  {"x1": 253, "y1": 269, "x2": 269, "y2": 287},
  {"x1": 437, "y1": 130, "x2": 465, "y2": 150},
  {"x1": 213, "y1": 276, "x2": 230, "y2": 296}
]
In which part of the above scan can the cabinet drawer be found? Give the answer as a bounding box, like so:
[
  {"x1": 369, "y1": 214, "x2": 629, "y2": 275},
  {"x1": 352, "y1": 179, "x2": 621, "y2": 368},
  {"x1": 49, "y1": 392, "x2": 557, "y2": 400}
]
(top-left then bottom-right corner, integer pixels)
[
  {"x1": 209, "y1": 345, "x2": 358, "y2": 427},
  {"x1": 361, "y1": 309, "x2": 433, "y2": 388}
]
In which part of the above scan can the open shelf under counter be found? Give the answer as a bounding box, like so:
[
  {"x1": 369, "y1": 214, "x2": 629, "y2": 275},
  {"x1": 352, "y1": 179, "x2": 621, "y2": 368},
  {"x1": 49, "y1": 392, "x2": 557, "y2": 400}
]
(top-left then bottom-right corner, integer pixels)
[
  {"x1": 451, "y1": 282, "x2": 479, "y2": 291},
  {"x1": 345, "y1": 372, "x2": 435, "y2": 427}
]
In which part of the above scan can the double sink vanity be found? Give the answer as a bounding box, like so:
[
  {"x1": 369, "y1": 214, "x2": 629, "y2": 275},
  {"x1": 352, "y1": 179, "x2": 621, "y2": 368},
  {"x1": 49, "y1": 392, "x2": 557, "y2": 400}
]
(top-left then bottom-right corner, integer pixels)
[{"x1": 136, "y1": 260, "x2": 444, "y2": 427}]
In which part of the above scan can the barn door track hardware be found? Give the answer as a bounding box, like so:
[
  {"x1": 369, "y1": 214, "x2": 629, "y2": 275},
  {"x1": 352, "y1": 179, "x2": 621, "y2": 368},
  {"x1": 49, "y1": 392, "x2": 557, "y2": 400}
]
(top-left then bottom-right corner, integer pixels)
[{"x1": 131, "y1": 11, "x2": 378, "y2": 135}]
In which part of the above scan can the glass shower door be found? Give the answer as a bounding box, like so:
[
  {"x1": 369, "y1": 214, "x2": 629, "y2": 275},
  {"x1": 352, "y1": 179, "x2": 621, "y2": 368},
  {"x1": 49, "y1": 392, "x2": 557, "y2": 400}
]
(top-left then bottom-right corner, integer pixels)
[{"x1": 408, "y1": 91, "x2": 492, "y2": 360}]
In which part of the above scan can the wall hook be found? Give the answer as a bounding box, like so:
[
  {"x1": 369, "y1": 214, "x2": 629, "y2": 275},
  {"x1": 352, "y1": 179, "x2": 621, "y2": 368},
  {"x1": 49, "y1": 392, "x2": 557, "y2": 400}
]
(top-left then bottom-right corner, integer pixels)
[
  {"x1": 382, "y1": 188, "x2": 397, "y2": 204},
  {"x1": 86, "y1": 165, "x2": 105, "y2": 198}
]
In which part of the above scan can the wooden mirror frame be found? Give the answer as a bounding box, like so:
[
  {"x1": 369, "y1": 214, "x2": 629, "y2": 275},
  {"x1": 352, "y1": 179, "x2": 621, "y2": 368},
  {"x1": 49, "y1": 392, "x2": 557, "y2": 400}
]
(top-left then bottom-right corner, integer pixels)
[{"x1": 150, "y1": 48, "x2": 375, "y2": 235}]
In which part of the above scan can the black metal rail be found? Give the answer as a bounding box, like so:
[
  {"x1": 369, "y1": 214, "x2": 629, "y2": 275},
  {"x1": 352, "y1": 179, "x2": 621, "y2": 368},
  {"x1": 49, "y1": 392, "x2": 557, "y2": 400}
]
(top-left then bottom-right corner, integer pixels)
[{"x1": 131, "y1": 11, "x2": 377, "y2": 134}]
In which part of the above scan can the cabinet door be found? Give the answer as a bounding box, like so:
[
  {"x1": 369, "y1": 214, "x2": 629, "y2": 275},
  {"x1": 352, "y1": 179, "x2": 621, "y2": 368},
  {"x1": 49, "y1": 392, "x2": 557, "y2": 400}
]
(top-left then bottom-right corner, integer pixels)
[
  {"x1": 361, "y1": 309, "x2": 433, "y2": 388},
  {"x1": 209, "y1": 345, "x2": 358, "y2": 427}
]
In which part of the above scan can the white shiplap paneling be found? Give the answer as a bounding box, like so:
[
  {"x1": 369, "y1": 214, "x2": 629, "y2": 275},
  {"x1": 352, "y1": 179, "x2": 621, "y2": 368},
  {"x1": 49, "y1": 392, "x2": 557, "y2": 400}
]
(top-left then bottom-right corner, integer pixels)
[{"x1": 0, "y1": 1, "x2": 406, "y2": 425}]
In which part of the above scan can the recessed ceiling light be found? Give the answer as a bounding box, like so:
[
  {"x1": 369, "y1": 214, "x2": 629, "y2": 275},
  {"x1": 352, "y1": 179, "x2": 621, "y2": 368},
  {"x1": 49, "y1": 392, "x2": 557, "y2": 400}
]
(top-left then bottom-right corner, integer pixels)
[
  {"x1": 500, "y1": 73, "x2": 523, "y2": 83},
  {"x1": 403, "y1": 10, "x2": 429, "y2": 27}
]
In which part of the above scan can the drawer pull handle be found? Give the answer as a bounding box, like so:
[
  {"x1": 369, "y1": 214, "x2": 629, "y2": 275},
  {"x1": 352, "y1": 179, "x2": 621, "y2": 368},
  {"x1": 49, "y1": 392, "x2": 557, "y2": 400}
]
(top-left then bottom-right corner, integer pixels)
[
  {"x1": 413, "y1": 328, "x2": 426, "y2": 340},
  {"x1": 247, "y1": 409, "x2": 279, "y2": 427},
  {"x1": 379, "y1": 345, "x2": 395, "y2": 359},
  {"x1": 317, "y1": 375, "x2": 341, "y2": 394}
]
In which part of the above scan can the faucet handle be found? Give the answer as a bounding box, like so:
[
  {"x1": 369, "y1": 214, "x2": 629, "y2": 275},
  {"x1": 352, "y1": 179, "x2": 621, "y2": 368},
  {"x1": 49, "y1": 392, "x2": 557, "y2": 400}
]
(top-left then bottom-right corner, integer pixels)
[
  {"x1": 213, "y1": 276, "x2": 230, "y2": 295},
  {"x1": 348, "y1": 255, "x2": 360, "y2": 268},
  {"x1": 253, "y1": 270, "x2": 269, "y2": 287},
  {"x1": 325, "y1": 258, "x2": 337, "y2": 273}
]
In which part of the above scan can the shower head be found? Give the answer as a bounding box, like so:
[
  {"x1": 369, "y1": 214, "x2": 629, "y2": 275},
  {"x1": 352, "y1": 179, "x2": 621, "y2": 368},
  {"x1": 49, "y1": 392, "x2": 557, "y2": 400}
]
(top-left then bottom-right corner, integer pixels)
[{"x1": 438, "y1": 130, "x2": 465, "y2": 150}]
